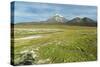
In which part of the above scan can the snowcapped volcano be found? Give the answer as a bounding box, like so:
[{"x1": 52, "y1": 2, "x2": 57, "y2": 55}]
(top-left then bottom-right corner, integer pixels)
[
  {"x1": 47, "y1": 14, "x2": 68, "y2": 23},
  {"x1": 54, "y1": 14, "x2": 64, "y2": 22}
]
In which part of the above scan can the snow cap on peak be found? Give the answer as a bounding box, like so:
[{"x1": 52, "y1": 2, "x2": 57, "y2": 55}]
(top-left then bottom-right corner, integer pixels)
[{"x1": 55, "y1": 13, "x2": 63, "y2": 17}]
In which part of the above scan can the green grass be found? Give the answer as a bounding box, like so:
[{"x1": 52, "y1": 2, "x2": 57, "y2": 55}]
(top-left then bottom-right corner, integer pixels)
[
  {"x1": 14, "y1": 29, "x2": 62, "y2": 38},
  {"x1": 12, "y1": 24, "x2": 97, "y2": 65}
]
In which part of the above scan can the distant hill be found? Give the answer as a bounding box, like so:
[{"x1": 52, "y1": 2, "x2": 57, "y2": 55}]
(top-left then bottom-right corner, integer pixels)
[{"x1": 66, "y1": 17, "x2": 97, "y2": 26}]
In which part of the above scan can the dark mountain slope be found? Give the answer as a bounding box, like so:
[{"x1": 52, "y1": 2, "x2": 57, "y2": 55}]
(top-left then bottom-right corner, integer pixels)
[{"x1": 66, "y1": 17, "x2": 97, "y2": 26}]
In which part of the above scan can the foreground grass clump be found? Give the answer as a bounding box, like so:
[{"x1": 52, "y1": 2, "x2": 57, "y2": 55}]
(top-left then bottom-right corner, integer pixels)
[{"x1": 13, "y1": 24, "x2": 97, "y2": 65}]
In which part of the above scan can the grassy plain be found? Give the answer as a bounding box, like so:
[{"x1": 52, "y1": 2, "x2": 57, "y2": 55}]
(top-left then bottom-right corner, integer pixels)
[{"x1": 12, "y1": 24, "x2": 97, "y2": 65}]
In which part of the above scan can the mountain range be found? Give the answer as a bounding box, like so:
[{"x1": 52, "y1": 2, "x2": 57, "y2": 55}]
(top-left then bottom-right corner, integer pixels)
[
  {"x1": 46, "y1": 14, "x2": 97, "y2": 26},
  {"x1": 16, "y1": 14, "x2": 97, "y2": 26}
]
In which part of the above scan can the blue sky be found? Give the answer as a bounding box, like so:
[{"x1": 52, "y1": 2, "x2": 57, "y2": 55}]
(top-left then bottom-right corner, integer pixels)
[{"x1": 12, "y1": 1, "x2": 97, "y2": 23}]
